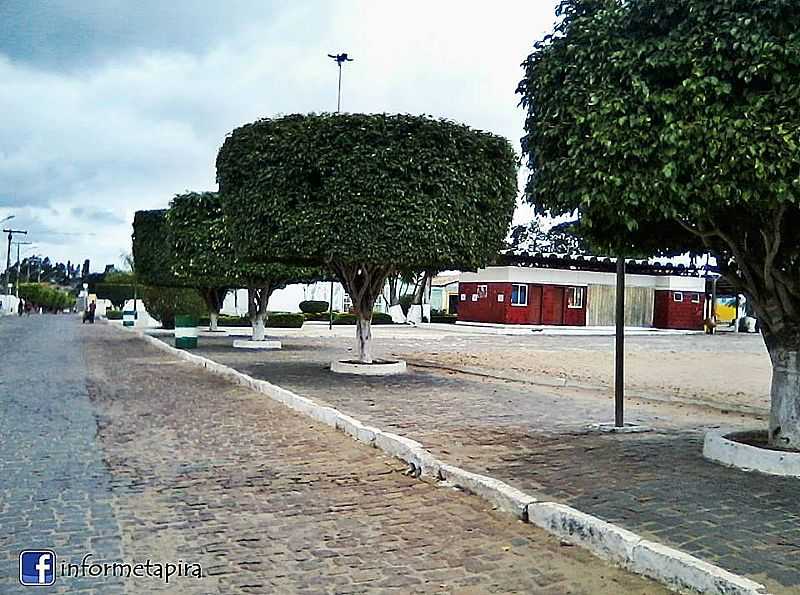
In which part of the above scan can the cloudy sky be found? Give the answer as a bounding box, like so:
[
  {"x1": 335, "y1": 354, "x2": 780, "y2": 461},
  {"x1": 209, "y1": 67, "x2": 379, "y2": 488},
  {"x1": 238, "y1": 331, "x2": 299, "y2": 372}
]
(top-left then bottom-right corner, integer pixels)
[{"x1": 0, "y1": 0, "x2": 558, "y2": 272}]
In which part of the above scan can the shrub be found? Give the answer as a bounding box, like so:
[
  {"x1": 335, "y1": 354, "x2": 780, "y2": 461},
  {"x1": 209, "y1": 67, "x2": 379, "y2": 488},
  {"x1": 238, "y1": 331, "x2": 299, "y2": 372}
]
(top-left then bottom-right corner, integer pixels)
[
  {"x1": 332, "y1": 312, "x2": 393, "y2": 325},
  {"x1": 431, "y1": 314, "x2": 457, "y2": 324},
  {"x1": 299, "y1": 300, "x2": 329, "y2": 314},
  {"x1": 141, "y1": 286, "x2": 206, "y2": 329},
  {"x1": 105, "y1": 309, "x2": 123, "y2": 320},
  {"x1": 304, "y1": 311, "x2": 337, "y2": 322},
  {"x1": 265, "y1": 313, "x2": 304, "y2": 328}
]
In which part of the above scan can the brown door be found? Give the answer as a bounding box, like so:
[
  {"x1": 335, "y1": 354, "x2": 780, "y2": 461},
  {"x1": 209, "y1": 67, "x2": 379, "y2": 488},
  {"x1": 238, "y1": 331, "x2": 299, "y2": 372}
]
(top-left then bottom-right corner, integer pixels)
[{"x1": 542, "y1": 285, "x2": 565, "y2": 325}]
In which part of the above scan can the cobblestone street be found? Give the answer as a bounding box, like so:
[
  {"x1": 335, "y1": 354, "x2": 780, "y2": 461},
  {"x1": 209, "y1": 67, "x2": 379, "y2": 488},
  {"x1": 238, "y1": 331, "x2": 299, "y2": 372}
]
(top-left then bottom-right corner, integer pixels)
[
  {"x1": 172, "y1": 326, "x2": 800, "y2": 595},
  {"x1": 1, "y1": 316, "x2": 665, "y2": 593}
]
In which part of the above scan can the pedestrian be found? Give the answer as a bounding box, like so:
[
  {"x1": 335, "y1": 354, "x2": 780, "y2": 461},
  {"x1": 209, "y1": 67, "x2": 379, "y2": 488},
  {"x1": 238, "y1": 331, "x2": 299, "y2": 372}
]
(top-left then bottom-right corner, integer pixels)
[
  {"x1": 17, "y1": 299, "x2": 23, "y2": 316},
  {"x1": 25, "y1": 301, "x2": 32, "y2": 316},
  {"x1": 89, "y1": 300, "x2": 96, "y2": 324}
]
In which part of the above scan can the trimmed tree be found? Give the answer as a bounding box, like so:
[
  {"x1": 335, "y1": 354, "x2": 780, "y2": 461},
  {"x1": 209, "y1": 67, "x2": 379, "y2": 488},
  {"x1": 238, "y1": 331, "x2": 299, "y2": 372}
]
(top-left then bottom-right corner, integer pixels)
[
  {"x1": 518, "y1": 0, "x2": 800, "y2": 448},
  {"x1": 217, "y1": 113, "x2": 518, "y2": 362},
  {"x1": 167, "y1": 191, "x2": 320, "y2": 339}
]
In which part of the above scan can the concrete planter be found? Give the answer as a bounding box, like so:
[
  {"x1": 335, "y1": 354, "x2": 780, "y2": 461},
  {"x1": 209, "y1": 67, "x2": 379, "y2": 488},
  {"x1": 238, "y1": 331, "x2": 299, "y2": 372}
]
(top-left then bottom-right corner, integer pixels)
[
  {"x1": 174, "y1": 315, "x2": 199, "y2": 349},
  {"x1": 331, "y1": 360, "x2": 407, "y2": 376},
  {"x1": 703, "y1": 429, "x2": 800, "y2": 477}
]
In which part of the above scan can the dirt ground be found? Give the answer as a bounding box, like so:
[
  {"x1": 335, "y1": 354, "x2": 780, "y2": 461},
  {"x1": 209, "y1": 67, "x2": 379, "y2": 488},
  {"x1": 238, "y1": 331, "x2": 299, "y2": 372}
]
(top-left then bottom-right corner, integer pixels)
[{"x1": 397, "y1": 332, "x2": 773, "y2": 415}]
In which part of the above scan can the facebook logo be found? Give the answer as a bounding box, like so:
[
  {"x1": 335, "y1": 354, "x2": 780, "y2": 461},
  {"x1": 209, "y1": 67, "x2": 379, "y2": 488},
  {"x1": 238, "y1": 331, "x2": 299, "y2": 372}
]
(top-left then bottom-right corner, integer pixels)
[{"x1": 19, "y1": 550, "x2": 56, "y2": 586}]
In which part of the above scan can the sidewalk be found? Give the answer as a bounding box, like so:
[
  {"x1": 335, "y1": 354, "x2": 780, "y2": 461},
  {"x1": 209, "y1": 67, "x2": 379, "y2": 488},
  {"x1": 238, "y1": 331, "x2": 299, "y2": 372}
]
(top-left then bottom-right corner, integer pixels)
[
  {"x1": 160, "y1": 331, "x2": 799, "y2": 595},
  {"x1": 81, "y1": 320, "x2": 665, "y2": 593}
]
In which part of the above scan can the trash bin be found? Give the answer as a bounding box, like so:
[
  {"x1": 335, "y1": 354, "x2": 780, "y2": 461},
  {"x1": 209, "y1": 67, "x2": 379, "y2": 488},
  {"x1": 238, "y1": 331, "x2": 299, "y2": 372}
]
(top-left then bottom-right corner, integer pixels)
[
  {"x1": 123, "y1": 310, "x2": 136, "y2": 327},
  {"x1": 175, "y1": 315, "x2": 199, "y2": 349}
]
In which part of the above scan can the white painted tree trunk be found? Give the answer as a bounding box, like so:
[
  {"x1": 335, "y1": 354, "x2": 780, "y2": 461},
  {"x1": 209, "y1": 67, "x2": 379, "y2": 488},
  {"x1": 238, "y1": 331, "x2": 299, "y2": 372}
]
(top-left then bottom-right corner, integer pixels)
[
  {"x1": 388, "y1": 304, "x2": 406, "y2": 324},
  {"x1": 356, "y1": 316, "x2": 373, "y2": 364},
  {"x1": 252, "y1": 315, "x2": 267, "y2": 341},
  {"x1": 406, "y1": 304, "x2": 422, "y2": 325},
  {"x1": 209, "y1": 311, "x2": 219, "y2": 331},
  {"x1": 768, "y1": 348, "x2": 800, "y2": 450}
]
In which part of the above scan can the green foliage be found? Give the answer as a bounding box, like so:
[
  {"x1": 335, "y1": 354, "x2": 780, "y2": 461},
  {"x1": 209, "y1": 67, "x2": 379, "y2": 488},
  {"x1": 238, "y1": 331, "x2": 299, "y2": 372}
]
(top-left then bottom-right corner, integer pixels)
[
  {"x1": 332, "y1": 312, "x2": 394, "y2": 325},
  {"x1": 18, "y1": 283, "x2": 75, "y2": 311},
  {"x1": 303, "y1": 311, "x2": 336, "y2": 322},
  {"x1": 299, "y1": 300, "x2": 329, "y2": 314},
  {"x1": 94, "y1": 283, "x2": 135, "y2": 309},
  {"x1": 506, "y1": 219, "x2": 590, "y2": 255},
  {"x1": 141, "y1": 285, "x2": 206, "y2": 330},
  {"x1": 105, "y1": 309, "x2": 123, "y2": 320},
  {"x1": 519, "y1": 0, "x2": 800, "y2": 344},
  {"x1": 217, "y1": 113, "x2": 519, "y2": 270},
  {"x1": 132, "y1": 210, "x2": 185, "y2": 288},
  {"x1": 519, "y1": 1, "x2": 800, "y2": 235},
  {"x1": 265, "y1": 313, "x2": 304, "y2": 328}
]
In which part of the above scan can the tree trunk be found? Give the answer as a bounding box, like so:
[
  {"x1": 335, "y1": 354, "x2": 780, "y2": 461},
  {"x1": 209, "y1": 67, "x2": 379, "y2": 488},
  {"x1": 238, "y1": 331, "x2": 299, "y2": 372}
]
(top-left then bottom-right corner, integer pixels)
[
  {"x1": 209, "y1": 311, "x2": 219, "y2": 331},
  {"x1": 199, "y1": 287, "x2": 228, "y2": 331},
  {"x1": 767, "y1": 345, "x2": 800, "y2": 450},
  {"x1": 356, "y1": 314, "x2": 373, "y2": 364},
  {"x1": 331, "y1": 262, "x2": 394, "y2": 364},
  {"x1": 248, "y1": 285, "x2": 274, "y2": 342}
]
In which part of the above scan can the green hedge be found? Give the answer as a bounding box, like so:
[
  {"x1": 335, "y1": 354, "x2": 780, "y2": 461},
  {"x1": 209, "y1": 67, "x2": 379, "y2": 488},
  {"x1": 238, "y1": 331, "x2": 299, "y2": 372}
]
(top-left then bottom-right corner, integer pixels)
[
  {"x1": 431, "y1": 314, "x2": 457, "y2": 324},
  {"x1": 266, "y1": 313, "x2": 304, "y2": 328},
  {"x1": 303, "y1": 311, "x2": 338, "y2": 321},
  {"x1": 299, "y1": 300, "x2": 329, "y2": 314},
  {"x1": 332, "y1": 312, "x2": 394, "y2": 325},
  {"x1": 105, "y1": 309, "x2": 123, "y2": 320}
]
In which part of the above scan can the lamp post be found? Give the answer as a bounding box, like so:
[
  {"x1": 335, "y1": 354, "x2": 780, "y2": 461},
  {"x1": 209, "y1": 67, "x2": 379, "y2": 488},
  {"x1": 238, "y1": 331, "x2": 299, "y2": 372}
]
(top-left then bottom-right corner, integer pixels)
[
  {"x1": 327, "y1": 52, "x2": 354, "y2": 329},
  {"x1": 3, "y1": 227, "x2": 27, "y2": 296}
]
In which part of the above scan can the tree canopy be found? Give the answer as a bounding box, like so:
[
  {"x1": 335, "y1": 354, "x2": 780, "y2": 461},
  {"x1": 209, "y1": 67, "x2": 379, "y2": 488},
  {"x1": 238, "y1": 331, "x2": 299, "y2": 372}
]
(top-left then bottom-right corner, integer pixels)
[
  {"x1": 132, "y1": 209, "x2": 183, "y2": 288},
  {"x1": 216, "y1": 113, "x2": 518, "y2": 270},
  {"x1": 519, "y1": 0, "x2": 800, "y2": 448}
]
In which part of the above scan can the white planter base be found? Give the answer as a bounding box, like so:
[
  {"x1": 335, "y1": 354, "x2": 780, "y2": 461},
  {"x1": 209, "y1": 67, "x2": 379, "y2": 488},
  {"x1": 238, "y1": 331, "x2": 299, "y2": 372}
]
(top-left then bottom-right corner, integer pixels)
[
  {"x1": 331, "y1": 359, "x2": 407, "y2": 376},
  {"x1": 588, "y1": 422, "x2": 653, "y2": 434},
  {"x1": 233, "y1": 340, "x2": 282, "y2": 350},
  {"x1": 703, "y1": 429, "x2": 800, "y2": 477}
]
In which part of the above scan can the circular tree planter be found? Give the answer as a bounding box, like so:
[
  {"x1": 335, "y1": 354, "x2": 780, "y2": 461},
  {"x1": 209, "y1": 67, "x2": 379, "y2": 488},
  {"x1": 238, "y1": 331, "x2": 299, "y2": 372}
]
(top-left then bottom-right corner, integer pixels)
[
  {"x1": 703, "y1": 429, "x2": 800, "y2": 477},
  {"x1": 331, "y1": 359, "x2": 407, "y2": 376},
  {"x1": 233, "y1": 340, "x2": 282, "y2": 350}
]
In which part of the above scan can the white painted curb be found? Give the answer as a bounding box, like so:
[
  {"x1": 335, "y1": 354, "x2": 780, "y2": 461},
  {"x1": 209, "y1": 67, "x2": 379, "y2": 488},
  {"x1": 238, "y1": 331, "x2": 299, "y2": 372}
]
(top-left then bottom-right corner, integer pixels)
[
  {"x1": 119, "y1": 325, "x2": 770, "y2": 595},
  {"x1": 704, "y1": 429, "x2": 800, "y2": 477},
  {"x1": 331, "y1": 360, "x2": 407, "y2": 376},
  {"x1": 233, "y1": 339, "x2": 282, "y2": 350}
]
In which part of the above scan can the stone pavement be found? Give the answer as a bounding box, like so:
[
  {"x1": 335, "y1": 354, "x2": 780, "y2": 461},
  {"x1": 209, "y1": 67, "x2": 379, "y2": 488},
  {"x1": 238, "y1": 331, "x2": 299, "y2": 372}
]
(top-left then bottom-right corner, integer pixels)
[
  {"x1": 0, "y1": 316, "x2": 665, "y2": 593},
  {"x1": 169, "y1": 330, "x2": 800, "y2": 595},
  {"x1": 0, "y1": 316, "x2": 125, "y2": 594}
]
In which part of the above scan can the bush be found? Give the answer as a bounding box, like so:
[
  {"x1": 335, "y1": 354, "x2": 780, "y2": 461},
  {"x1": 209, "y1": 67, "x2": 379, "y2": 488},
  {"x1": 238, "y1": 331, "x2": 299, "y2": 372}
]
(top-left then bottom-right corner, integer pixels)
[
  {"x1": 141, "y1": 286, "x2": 206, "y2": 329},
  {"x1": 431, "y1": 314, "x2": 457, "y2": 324},
  {"x1": 332, "y1": 312, "x2": 394, "y2": 325},
  {"x1": 265, "y1": 313, "x2": 304, "y2": 328},
  {"x1": 299, "y1": 300, "x2": 329, "y2": 314},
  {"x1": 105, "y1": 309, "x2": 123, "y2": 320},
  {"x1": 304, "y1": 311, "x2": 337, "y2": 321}
]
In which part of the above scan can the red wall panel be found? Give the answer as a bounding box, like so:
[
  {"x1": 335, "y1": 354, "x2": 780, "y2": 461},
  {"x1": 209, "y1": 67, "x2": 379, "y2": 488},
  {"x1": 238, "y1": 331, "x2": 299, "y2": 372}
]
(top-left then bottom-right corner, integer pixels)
[
  {"x1": 457, "y1": 282, "x2": 586, "y2": 326},
  {"x1": 541, "y1": 285, "x2": 565, "y2": 325},
  {"x1": 653, "y1": 290, "x2": 704, "y2": 330}
]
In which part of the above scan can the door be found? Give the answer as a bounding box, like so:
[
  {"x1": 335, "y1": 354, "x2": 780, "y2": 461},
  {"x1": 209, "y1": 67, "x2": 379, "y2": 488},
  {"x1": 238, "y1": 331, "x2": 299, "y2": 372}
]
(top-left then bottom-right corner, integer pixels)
[{"x1": 541, "y1": 285, "x2": 565, "y2": 325}]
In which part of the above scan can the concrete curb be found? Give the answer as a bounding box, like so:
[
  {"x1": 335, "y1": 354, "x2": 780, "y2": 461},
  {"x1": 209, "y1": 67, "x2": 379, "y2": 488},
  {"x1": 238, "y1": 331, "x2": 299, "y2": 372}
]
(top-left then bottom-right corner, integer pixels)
[
  {"x1": 121, "y1": 326, "x2": 769, "y2": 595},
  {"x1": 703, "y1": 429, "x2": 800, "y2": 477}
]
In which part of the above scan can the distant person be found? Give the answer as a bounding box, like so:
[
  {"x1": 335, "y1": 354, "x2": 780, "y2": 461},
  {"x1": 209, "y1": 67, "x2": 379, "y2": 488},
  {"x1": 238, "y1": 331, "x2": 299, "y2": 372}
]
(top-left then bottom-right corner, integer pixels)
[
  {"x1": 25, "y1": 301, "x2": 32, "y2": 316},
  {"x1": 17, "y1": 300, "x2": 23, "y2": 316},
  {"x1": 88, "y1": 300, "x2": 96, "y2": 324}
]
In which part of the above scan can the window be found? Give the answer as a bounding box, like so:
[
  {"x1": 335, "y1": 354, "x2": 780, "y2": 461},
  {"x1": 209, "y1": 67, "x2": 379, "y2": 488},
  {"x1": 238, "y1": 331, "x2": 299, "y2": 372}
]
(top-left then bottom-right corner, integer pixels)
[
  {"x1": 691, "y1": 293, "x2": 700, "y2": 304},
  {"x1": 567, "y1": 286, "x2": 584, "y2": 309},
  {"x1": 460, "y1": 293, "x2": 466, "y2": 301},
  {"x1": 511, "y1": 284, "x2": 528, "y2": 306},
  {"x1": 673, "y1": 292, "x2": 684, "y2": 303},
  {"x1": 343, "y1": 293, "x2": 353, "y2": 311},
  {"x1": 471, "y1": 294, "x2": 478, "y2": 302},
  {"x1": 497, "y1": 293, "x2": 505, "y2": 302},
  {"x1": 477, "y1": 285, "x2": 488, "y2": 298}
]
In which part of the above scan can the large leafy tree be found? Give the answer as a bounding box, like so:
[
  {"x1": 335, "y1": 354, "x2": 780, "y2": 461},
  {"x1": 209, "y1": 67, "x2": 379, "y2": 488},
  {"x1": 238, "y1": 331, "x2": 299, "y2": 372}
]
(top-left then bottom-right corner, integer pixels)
[
  {"x1": 519, "y1": 0, "x2": 800, "y2": 448},
  {"x1": 167, "y1": 191, "x2": 321, "y2": 339},
  {"x1": 217, "y1": 113, "x2": 518, "y2": 362}
]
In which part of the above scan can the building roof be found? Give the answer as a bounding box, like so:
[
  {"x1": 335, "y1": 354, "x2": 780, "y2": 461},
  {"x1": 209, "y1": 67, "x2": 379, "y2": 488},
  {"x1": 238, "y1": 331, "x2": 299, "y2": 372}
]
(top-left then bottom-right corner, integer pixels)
[{"x1": 499, "y1": 252, "x2": 704, "y2": 278}]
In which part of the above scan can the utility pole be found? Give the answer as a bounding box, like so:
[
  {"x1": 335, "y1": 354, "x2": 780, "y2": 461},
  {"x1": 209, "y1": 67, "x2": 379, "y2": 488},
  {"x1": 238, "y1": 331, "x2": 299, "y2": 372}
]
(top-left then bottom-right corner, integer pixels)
[
  {"x1": 327, "y1": 52, "x2": 354, "y2": 329},
  {"x1": 3, "y1": 228, "x2": 27, "y2": 296},
  {"x1": 615, "y1": 254, "x2": 626, "y2": 427}
]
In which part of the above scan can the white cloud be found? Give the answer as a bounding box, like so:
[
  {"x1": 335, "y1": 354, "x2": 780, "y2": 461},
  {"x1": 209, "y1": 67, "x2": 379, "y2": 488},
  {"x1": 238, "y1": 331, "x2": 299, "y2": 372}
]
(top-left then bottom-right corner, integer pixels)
[{"x1": 0, "y1": 0, "x2": 558, "y2": 270}]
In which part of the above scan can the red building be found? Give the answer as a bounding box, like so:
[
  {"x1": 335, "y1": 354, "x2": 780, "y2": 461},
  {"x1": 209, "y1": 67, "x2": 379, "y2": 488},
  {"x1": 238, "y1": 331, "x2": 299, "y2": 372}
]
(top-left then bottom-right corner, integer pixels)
[{"x1": 457, "y1": 256, "x2": 706, "y2": 330}]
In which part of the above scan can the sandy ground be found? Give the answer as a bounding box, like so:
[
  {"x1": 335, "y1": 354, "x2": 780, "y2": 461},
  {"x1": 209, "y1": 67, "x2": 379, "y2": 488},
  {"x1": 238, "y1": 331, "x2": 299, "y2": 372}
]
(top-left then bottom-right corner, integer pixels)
[{"x1": 397, "y1": 334, "x2": 773, "y2": 415}]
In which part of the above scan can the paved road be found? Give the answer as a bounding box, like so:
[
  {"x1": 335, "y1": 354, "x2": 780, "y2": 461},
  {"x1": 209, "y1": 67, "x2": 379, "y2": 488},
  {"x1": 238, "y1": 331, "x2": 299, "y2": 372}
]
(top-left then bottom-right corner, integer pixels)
[
  {"x1": 1, "y1": 316, "x2": 664, "y2": 594},
  {"x1": 175, "y1": 330, "x2": 799, "y2": 595}
]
